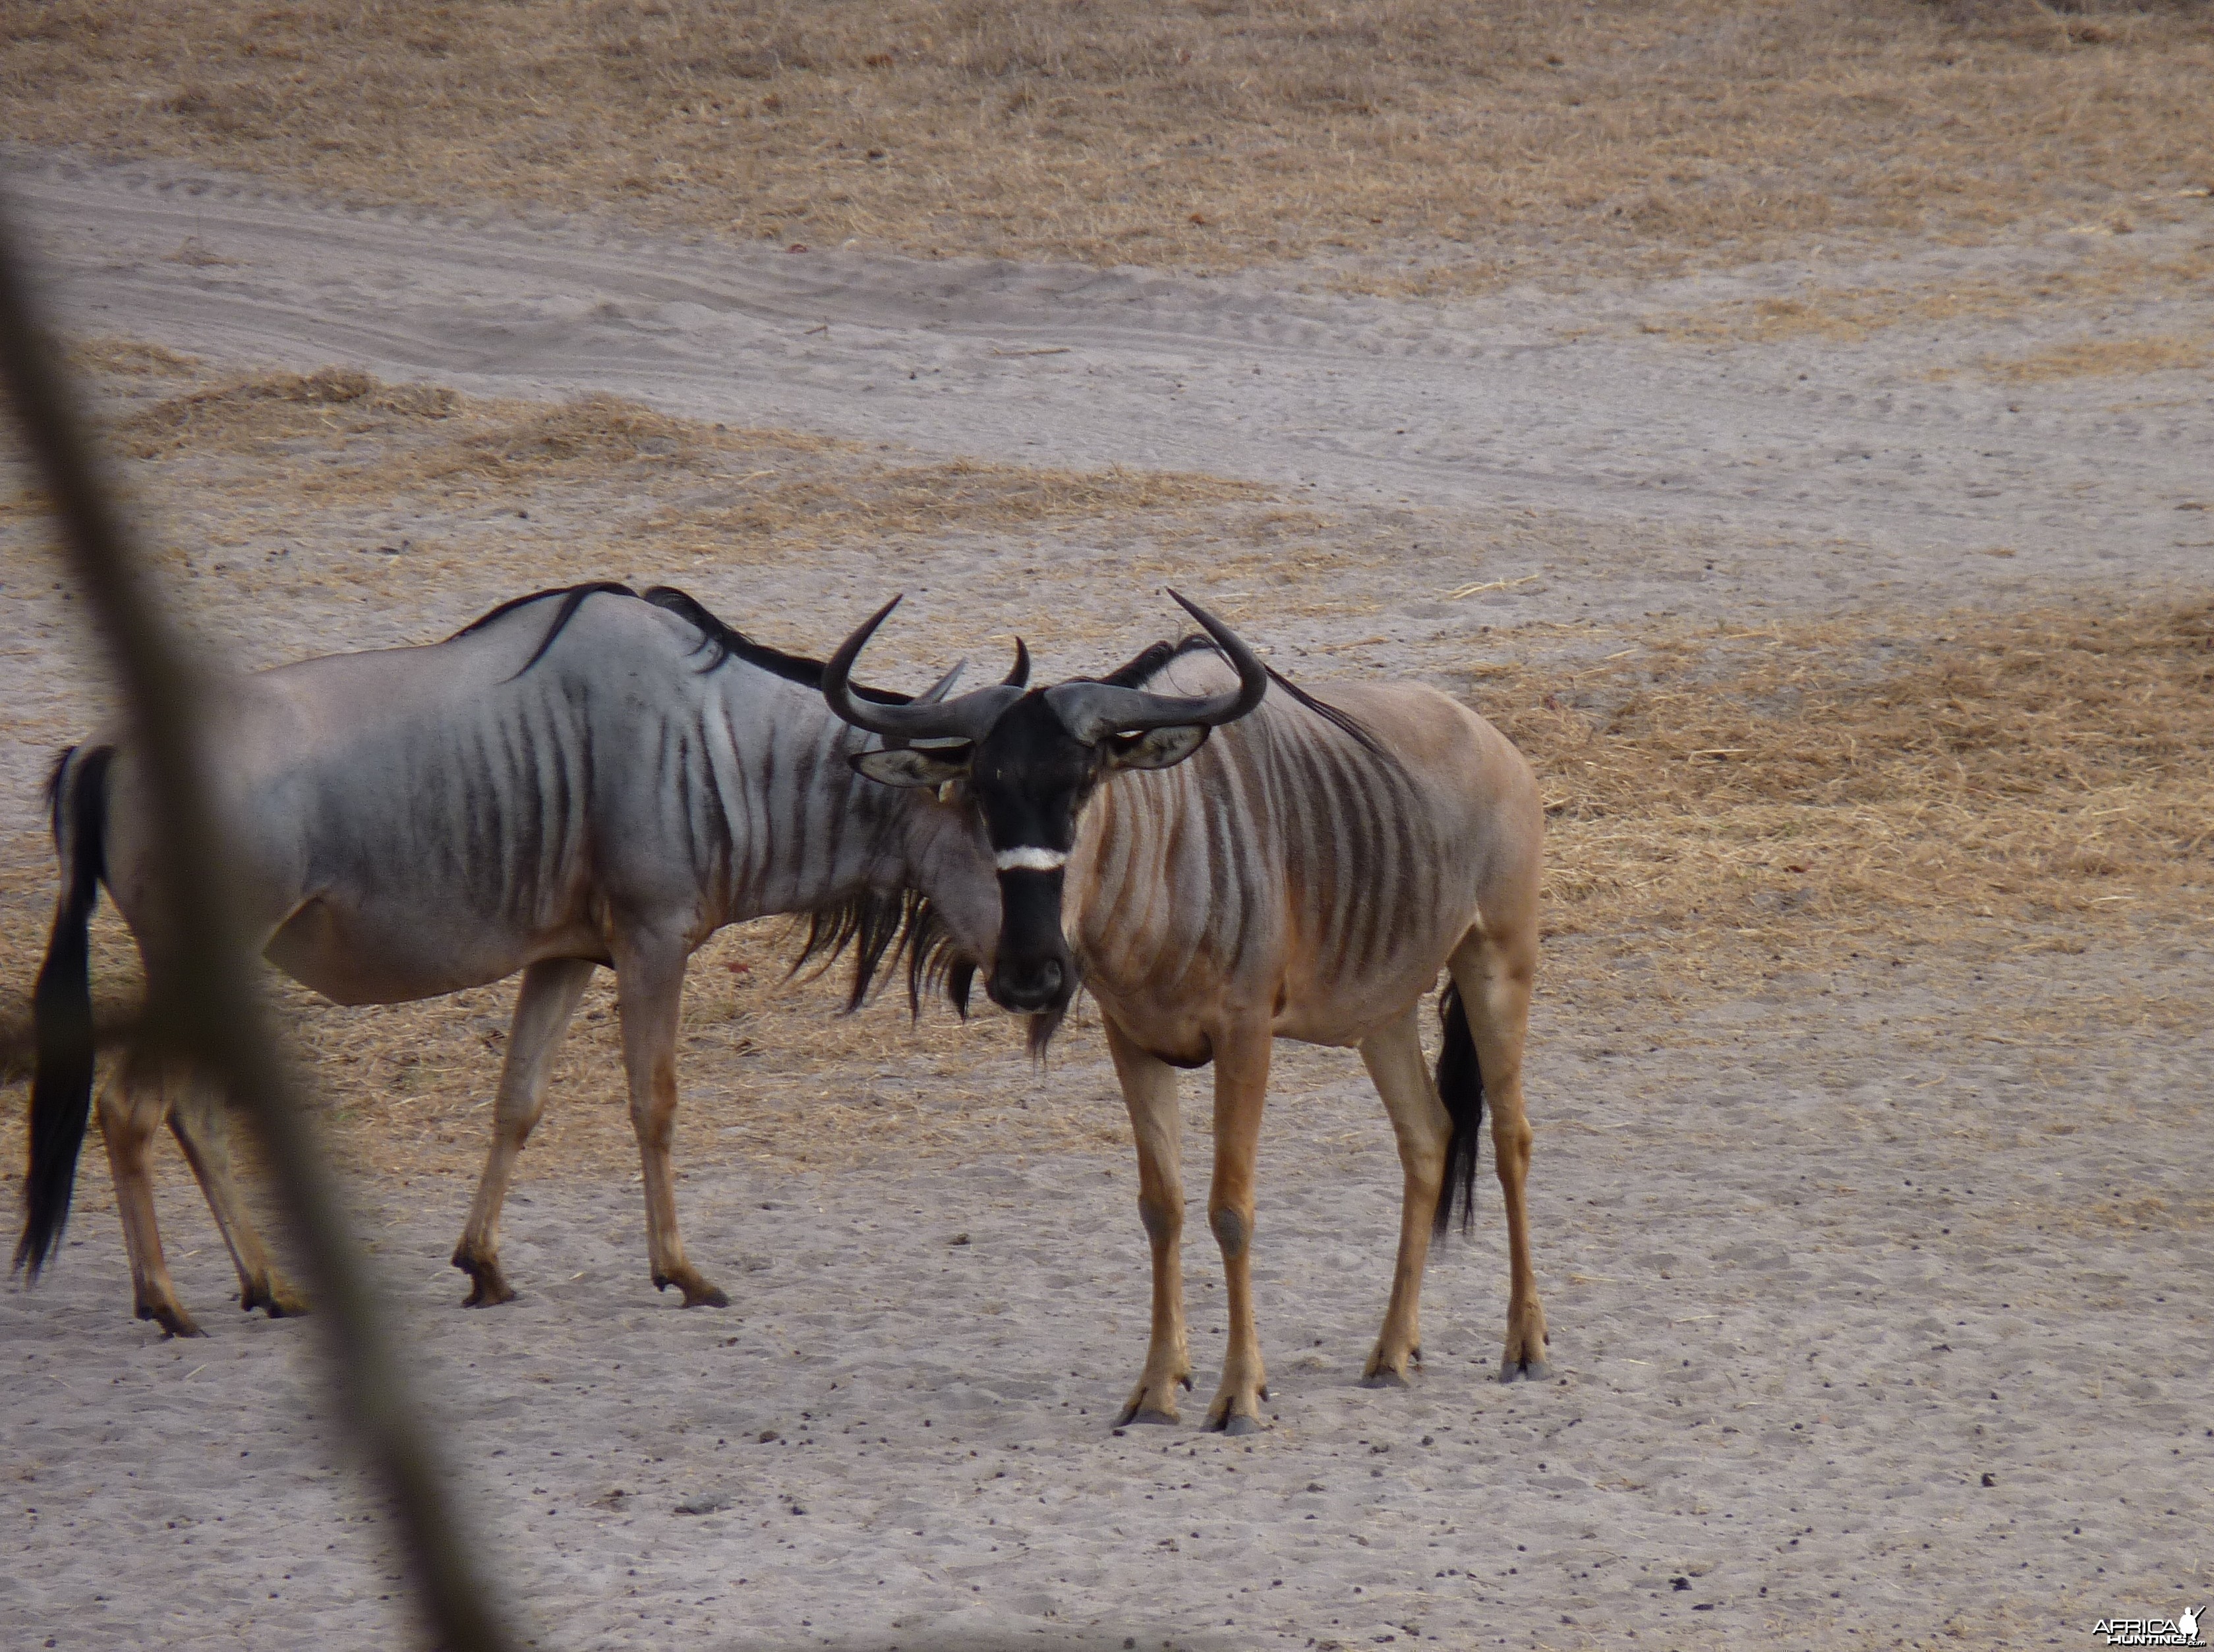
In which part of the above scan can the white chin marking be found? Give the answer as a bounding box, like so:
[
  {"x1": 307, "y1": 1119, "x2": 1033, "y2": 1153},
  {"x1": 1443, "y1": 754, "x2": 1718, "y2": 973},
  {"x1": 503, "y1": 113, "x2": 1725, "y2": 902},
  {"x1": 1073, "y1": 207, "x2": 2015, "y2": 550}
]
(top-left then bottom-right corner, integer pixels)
[{"x1": 995, "y1": 846, "x2": 1068, "y2": 873}]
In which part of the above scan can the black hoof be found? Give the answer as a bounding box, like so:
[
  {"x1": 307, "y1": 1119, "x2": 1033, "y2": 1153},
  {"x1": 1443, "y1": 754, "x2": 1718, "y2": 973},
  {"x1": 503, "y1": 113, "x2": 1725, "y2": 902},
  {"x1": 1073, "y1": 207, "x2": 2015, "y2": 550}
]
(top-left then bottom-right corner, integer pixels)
[
  {"x1": 1360, "y1": 1369, "x2": 1411, "y2": 1390},
  {"x1": 1121, "y1": 1408, "x2": 1179, "y2": 1427},
  {"x1": 655, "y1": 1270, "x2": 731, "y2": 1308},
  {"x1": 1500, "y1": 1357, "x2": 1550, "y2": 1384},
  {"x1": 1220, "y1": 1413, "x2": 1262, "y2": 1437},
  {"x1": 454, "y1": 1253, "x2": 517, "y2": 1308}
]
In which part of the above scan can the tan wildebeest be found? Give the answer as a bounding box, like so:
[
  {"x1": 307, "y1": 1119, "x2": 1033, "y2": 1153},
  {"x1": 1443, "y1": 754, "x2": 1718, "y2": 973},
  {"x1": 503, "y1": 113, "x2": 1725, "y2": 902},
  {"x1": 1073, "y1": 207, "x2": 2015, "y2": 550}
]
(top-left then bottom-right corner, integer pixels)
[{"x1": 818, "y1": 592, "x2": 1548, "y2": 1433}]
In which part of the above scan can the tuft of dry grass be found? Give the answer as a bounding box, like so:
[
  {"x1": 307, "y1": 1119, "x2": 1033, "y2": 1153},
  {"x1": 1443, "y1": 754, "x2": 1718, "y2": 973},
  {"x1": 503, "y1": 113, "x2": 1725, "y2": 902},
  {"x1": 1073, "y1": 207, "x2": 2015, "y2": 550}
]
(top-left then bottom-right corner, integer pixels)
[
  {"x1": 1952, "y1": 334, "x2": 2214, "y2": 382},
  {"x1": 3, "y1": 1, "x2": 2211, "y2": 288},
  {"x1": 115, "y1": 365, "x2": 461, "y2": 458},
  {"x1": 67, "y1": 335, "x2": 202, "y2": 378}
]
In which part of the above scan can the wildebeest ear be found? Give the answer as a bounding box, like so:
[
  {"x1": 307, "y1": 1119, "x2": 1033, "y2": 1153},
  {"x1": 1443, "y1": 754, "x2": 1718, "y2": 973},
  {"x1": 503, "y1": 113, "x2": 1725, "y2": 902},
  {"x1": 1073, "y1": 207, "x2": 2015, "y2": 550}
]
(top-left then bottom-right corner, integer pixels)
[
  {"x1": 1106, "y1": 724, "x2": 1210, "y2": 772},
  {"x1": 852, "y1": 745, "x2": 973, "y2": 787}
]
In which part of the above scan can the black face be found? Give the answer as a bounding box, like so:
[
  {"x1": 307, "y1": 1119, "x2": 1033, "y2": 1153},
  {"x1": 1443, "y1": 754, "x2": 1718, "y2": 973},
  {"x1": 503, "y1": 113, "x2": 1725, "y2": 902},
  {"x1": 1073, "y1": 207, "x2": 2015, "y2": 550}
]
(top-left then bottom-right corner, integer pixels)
[
  {"x1": 850, "y1": 689, "x2": 1213, "y2": 1021},
  {"x1": 965, "y1": 694, "x2": 1109, "y2": 1015}
]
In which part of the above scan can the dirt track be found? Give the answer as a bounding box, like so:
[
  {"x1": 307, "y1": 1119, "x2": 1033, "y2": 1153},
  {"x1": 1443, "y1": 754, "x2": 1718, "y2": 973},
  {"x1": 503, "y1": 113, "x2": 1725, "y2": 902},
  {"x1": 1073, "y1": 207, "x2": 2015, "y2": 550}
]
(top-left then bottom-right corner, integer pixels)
[
  {"x1": 2, "y1": 152, "x2": 2211, "y2": 1652},
  {"x1": 13, "y1": 151, "x2": 2214, "y2": 622}
]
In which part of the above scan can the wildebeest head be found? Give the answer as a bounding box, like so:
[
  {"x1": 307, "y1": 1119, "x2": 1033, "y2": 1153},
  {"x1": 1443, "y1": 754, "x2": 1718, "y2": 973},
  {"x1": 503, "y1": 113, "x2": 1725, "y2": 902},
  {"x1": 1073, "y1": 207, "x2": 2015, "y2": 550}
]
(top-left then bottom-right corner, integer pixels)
[{"x1": 821, "y1": 591, "x2": 1269, "y2": 1027}]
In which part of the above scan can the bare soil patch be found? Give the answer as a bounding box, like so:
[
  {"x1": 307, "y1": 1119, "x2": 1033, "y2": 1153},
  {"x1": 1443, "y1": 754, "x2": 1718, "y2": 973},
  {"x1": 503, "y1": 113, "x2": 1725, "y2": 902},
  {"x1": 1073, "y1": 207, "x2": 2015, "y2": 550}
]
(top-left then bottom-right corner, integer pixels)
[{"x1": 4, "y1": 1, "x2": 2211, "y2": 290}]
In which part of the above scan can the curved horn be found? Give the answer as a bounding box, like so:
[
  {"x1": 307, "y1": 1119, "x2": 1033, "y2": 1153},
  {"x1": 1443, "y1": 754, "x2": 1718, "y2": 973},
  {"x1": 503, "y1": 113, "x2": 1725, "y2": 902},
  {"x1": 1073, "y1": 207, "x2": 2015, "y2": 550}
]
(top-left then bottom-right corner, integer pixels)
[
  {"x1": 1044, "y1": 589, "x2": 1270, "y2": 745},
  {"x1": 821, "y1": 596, "x2": 1023, "y2": 743},
  {"x1": 1003, "y1": 636, "x2": 1031, "y2": 689}
]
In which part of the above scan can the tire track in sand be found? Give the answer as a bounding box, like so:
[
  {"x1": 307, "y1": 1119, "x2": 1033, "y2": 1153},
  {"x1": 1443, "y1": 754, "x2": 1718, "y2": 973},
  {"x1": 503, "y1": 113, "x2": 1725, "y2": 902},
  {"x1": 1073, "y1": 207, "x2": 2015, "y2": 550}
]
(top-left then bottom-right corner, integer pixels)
[{"x1": 12, "y1": 152, "x2": 2211, "y2": 614}]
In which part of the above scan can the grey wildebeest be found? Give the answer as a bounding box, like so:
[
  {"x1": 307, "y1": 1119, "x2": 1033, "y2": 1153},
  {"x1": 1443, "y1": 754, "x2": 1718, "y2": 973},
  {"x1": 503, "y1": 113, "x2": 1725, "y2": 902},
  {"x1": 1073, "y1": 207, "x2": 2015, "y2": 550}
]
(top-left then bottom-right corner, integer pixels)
[
  {"x1": 16, "y1": 583, "x2": 1007, "y2": 1334},
  {"x1": 818, "y1": 592, "x2": 1549, "y2": 1434}
]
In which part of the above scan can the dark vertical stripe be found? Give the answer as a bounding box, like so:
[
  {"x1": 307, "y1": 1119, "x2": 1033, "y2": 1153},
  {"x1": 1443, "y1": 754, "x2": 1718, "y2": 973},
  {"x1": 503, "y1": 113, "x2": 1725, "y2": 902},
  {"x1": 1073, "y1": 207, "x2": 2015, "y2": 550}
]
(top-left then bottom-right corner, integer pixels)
[
  {"x1": 1211, "y1": 724, "x2": 1263, "y2": 981},
  {"x1": 1311, "y1": 733, "x2": 1363, "y2": 973},
  {"x1": 748, "y1": 722, "x2": 777, "y2": 910}
]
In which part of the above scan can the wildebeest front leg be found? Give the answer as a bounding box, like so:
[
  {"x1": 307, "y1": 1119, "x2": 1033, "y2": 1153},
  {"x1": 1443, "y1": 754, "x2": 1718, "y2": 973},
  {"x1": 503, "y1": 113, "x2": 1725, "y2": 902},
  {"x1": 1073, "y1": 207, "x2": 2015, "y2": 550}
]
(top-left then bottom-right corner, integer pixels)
[
  {"x1": 452, "y1": 957, "x2": 597, "y2": 1305},
  {"x1": 96, "y1": 1056, "x2": 200, "y2": 1336},
  {"x1": 1451, "y1": 926, "x2": 1549, "y2": 1381},
  {"x1": 167, "y1": 1078, "x2": 307, "y2": 1319},
  {"x1": 1204, "y1": 1020, "x2": 1273, "y2": 1436},
  {"x1": 1105, "y1": 1018, "x2": 1190, "y2": 1425},
  {"x1": 614, "y1": 940, "x2": 727, "y2": 1308},
  {"x1": 1358, "y1": 1005, "x2": 1450, "y2": 1386}
]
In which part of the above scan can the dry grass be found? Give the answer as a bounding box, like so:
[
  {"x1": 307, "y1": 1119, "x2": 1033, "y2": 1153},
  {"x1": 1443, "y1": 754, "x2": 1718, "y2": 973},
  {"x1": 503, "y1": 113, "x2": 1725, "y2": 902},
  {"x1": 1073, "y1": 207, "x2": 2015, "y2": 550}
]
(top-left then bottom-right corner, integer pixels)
[
  {"x1": 67, "y1": 336, "x2": 203, "y2": 378},
  {"x1": 4, "y1": 2, "x2": 2211, "y2": 288},
  {"x1": 30, "y1": 362, "x2": 1267, "y2": 584},
  {"x1": 113, "y1": 364, "x2": 464, "y2": 456},
  {"x1": 124, "y1": 366, "x2": 1260, "y2": 523},
  {"x1": 1632, "y1": 244, "x2": 2214, "y2": 347},
  {"x1": 1473, "y1": 599, "x2": 2214, "y2": 983},
  {"x1": 1952, "y1": 333, "x2": 2214, "y2": 381}
]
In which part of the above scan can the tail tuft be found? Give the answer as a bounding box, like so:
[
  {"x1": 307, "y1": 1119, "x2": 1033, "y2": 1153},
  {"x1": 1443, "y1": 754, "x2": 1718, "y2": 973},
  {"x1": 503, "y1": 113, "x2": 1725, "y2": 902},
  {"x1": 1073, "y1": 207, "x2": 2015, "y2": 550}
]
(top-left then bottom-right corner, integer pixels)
[
  {"x1": 16, "y1": 745, "x2": 111, "y2": 1278},
  {"x1": 1432, "y1": 981, "x2": 1486, "y2": 1240}
]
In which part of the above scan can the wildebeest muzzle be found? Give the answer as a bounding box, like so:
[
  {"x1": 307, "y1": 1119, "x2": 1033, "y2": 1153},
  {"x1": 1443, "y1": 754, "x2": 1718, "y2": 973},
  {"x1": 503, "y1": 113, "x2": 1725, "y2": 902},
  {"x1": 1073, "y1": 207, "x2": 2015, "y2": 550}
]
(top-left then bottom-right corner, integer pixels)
[{"x1": 987, "y1": 865, "x2": 1076, "y2": 1015}]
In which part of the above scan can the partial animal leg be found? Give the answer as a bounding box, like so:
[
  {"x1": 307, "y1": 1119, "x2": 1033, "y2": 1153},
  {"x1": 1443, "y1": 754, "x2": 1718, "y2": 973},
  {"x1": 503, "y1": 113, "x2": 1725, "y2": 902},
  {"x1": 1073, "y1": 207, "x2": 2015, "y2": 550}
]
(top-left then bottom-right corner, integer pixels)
[
  {"x1": 614, "y1": 938, "x2": 726, "y2": 1307},
  {"x1": 96, "y1": 1054, "x2": 198, "y2": 1336},
  {"x1": 452, "y1": 957, "x2": 597, "y2": 1305},
  {"x1": 1105, "y1": 1017, "x2": 1191, "y2": 1425},
  {"x1": 1449, "y1": 922, "x2": 1548, "y2": 1381},
  {"x1": 167, "y1": 1077, "x2": 307, "y2": 1317},
  {"x1": 1203, "y1": 1019, "x2": 1273, "y2": 1436},
  {"x1": 1358, "y1": 1004, "x2": 1451, "y2": 1386}
]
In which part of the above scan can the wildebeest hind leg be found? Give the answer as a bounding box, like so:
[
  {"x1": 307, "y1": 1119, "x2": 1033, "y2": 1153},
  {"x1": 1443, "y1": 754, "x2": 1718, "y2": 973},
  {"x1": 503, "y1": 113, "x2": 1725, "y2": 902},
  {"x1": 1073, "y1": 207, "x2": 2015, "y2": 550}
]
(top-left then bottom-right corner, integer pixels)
[
  {"x1": 168, "y1": 1077, "x2": 306, "y2": 1317},
  {"x1": 1358, "y1": 1005, "x2": 1449, "y2": 1387},
  {"x1": 1449, "y1": 924, "x2": 1548, "y2": 1382},
  {"x1": 1104, "y1": 1019, "x2": 1191, "y2": 1426},
  {"x1": 453, "y1": 957, "x2": 597, "y2": 1306},
  {"x1": 98, "y1": 1055, "x2": 200, "y2": 1336},
  {"x1": 614, "y1": 939, "x2": 727, "y2": 1308}
]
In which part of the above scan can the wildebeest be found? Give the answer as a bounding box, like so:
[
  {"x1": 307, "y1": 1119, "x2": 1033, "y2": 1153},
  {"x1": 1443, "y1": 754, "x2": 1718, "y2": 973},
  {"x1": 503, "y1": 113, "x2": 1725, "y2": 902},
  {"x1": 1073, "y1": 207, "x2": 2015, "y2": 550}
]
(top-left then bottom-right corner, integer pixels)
[
  {"x1": 818, "y1": 592, "x2": 1548, "y2": 1433},
  {"x1": 16, "y1": 583, "x2": 1008, "y2": 1334}
]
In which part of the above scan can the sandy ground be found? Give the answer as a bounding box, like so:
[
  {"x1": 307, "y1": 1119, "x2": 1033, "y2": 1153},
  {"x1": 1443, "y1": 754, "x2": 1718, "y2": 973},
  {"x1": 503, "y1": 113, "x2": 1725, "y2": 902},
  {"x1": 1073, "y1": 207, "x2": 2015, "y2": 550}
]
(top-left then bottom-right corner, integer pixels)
[
  {"x1": 2, "y1": 152, "x2": 2211, "y2": 1651},
  {"x1": 7, "y1": 948, "x2": 2209, "y2": 1651}
]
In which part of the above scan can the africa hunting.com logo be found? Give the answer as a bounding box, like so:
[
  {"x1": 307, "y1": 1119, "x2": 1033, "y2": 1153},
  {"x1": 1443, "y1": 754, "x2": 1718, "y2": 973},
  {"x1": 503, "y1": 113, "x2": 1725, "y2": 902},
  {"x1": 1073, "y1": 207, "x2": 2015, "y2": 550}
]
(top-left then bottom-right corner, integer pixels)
[{"x1": 2093, "y1": 1606, "x2": 2205, "y2": 1648}]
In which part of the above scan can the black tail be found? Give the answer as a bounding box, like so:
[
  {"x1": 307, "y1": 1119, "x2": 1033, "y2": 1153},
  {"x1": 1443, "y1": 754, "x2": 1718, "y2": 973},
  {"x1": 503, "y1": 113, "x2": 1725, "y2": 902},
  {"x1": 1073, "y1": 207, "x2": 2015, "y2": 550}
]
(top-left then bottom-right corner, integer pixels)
[
  {"x1": 1433, "y1": 980, "x2": 1486, "y2": 1239},
  {"x1": 16, "y1": 745, "x2": 113, "y2": 1278}
]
